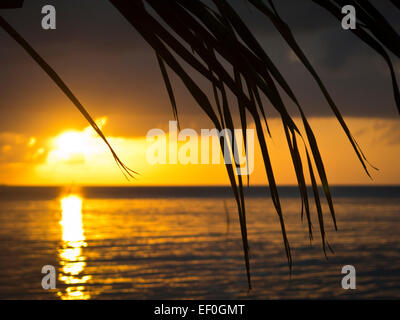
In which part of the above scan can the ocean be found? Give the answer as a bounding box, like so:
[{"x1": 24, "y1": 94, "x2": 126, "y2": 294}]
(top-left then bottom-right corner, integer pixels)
[{"x1": 0, "y1": 186, "x2": 399, "y2": 299}]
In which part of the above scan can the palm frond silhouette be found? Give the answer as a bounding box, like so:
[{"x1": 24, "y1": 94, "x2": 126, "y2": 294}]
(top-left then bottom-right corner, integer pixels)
[{"x1": 1, "y1": 0, "x2": 399, "y2": 289}]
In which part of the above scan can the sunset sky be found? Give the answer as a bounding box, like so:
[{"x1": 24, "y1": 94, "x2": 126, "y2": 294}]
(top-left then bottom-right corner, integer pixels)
[{"x1": 0, "y1": 0, "x2": 399, "y2": 186}]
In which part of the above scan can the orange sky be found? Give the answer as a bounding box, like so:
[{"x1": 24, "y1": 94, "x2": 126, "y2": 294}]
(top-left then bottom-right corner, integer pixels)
[
  {"x1": 1, "y1": 1, "x2": 399, "y2": 187},
  {"x1": 0, "y1": 116, "x2": 398, "y2": 186}
]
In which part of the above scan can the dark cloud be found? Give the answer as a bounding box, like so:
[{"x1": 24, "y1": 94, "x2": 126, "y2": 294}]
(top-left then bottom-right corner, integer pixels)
[{"x1": 0, "y1": 0, "x2": 399, "y2": 139}]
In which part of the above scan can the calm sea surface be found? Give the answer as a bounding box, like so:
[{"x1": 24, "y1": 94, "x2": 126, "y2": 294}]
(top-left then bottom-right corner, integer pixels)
[{"x1": 0, "y1": 186, "x2": 399, "y2": 299}]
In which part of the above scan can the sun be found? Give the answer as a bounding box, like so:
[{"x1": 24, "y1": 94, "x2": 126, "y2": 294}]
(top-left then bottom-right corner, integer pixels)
[
  {"x1": 55, "y1": 131, "x2": 88, "y2": 160},
  {"x1": 49, "y1": 130, "x2": 94, "y2": 164},
  {"x1": 47, "y1": 117, "x2": 108, "y2": 164},
  {"x1": 37, "y1": 115, "x2": 148, "y2": 184}
]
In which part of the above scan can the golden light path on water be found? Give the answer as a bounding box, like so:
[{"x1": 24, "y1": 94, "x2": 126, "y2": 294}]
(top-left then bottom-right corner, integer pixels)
[{"x1": 58, "y1": 195, "x2": 91, "y2": 300}]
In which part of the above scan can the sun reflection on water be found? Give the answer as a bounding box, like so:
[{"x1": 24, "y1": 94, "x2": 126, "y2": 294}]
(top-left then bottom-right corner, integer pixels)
[{"x1": 58, "y1": 195, "x2": 91, "y2": 300}]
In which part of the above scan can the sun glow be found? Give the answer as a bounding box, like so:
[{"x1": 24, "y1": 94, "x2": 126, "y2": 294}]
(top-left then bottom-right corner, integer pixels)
[
  {"x1": 24, "y1": 117, "x2": 400, "y2": 186},
  {"x1": 55, "y1": 131, "x2": 89, "y2": 160},
  {"x1": 48, "y1": 117, "x2": 107, "y2": 164},
  {"x1": 37, "y1": 116, "x2": 149, "y2": 185}
]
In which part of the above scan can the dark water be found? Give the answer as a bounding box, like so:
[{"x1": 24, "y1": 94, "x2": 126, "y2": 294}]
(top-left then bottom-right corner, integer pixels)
[
  {"x1": 0, "y1": 186, "x2": 399, "y2": 299},
  {"x1": 1, "y1": 185, "x2": 399, "y2": 200}
]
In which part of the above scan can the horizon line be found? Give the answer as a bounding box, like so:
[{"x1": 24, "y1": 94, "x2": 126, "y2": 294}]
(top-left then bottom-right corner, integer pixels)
[{"x1": 1, "y1": 184, "x2": 399, "y2": 188}]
